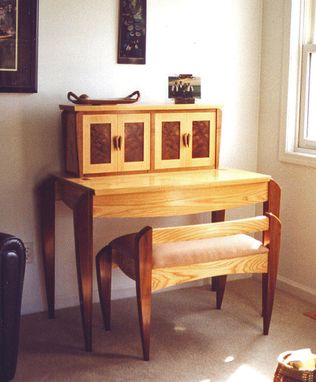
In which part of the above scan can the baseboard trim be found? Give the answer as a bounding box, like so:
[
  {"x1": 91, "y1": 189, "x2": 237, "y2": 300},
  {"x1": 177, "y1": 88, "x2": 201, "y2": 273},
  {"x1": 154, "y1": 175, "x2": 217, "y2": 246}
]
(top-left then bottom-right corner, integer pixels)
[
  {"x1": 20, "y1": 274, "x2": 259, "y2": 315},
  {"x1": 276, "y1": 275, "x2": 316, "y2": 305},
  {"x1": 52, "y1": 275, "x2": 315, "y2": 308}
]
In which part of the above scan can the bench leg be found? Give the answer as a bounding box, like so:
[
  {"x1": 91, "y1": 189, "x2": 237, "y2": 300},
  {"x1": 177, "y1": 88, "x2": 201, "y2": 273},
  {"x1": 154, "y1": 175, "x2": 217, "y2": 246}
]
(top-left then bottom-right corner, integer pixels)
[
  {"x1": 135, "y1": 227, "x2": 152, "y2": 361},
  {"x1": 96, "y1": 246, "x2": 112, "y2": 331}
]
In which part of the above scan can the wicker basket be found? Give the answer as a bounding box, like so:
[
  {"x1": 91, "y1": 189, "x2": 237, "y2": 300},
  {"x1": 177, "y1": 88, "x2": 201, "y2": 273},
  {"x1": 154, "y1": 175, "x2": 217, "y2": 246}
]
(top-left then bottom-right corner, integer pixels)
[{"x1": 274, "y1": 351, "x2": 316, "y2": 382}]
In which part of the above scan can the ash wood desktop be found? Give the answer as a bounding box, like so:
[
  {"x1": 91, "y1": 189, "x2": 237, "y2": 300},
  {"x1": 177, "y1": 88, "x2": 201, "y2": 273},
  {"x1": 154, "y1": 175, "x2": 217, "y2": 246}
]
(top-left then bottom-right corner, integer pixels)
[{"x1": 38, "y1": 168, "x2": 280, "y2": 352}]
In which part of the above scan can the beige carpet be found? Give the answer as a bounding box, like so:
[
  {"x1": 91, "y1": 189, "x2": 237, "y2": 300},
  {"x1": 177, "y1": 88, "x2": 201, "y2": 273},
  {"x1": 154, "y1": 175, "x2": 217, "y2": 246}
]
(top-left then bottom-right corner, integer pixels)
[{"x1": 15, "y1": 279, "x2": 316, "y2": 381}]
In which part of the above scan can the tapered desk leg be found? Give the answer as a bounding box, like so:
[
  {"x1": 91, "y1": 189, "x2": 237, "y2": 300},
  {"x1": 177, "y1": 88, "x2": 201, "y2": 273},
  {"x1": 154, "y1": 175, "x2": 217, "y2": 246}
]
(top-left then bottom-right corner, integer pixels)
[
  {"x1": 39, "y1": 177, "x2": 56, "y2": 319},
  {"x1": 262, "y1": 179, "x2": 281, "y2": 320},
  {"x1": 73, "y1": 190, "x2": 93, "y2": 352},
  {"x1": 212, "y1": 210, "x2": 225, "y2": 223},
  {"x1": 211, "y1": 210, "x2": 226, "y2": 292}
]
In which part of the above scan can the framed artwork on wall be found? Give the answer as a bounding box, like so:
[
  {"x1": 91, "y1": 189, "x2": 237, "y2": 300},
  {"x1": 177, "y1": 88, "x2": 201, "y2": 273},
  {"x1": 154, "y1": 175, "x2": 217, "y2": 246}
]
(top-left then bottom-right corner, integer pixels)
[
  {"x1": 118, "y1": 0, "x2": 146, "y2": 65},
  {"x1": 168, "y1": 74, "x2": 201, "y2": 104},
  {"x1": 0, "y1": 0, "x2": 38, "y2": 93}
]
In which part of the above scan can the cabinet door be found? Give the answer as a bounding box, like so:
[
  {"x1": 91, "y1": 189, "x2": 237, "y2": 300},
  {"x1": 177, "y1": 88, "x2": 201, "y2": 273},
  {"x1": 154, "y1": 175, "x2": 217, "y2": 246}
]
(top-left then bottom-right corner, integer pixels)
[
  {"x1": 82, "y1": 114, "x2": 118, "y2": 174},
  {"x1": 186, "y1": 112, "x2": 216, "y2": 167},
  {"x1": 117, "y1": 114, "x2": 150, "y2": 172},
  {"x1": 154, "y1": 113, "x2": 187, "y2": 169}
]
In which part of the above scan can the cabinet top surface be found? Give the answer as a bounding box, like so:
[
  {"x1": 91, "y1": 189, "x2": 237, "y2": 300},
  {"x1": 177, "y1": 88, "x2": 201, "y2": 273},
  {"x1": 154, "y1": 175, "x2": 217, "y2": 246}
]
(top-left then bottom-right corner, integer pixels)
[
  {"x1": 59, "y1": 103, "x2": 222, "y2": 112},
  {"x1": 58, "y1": 168, "x2": 271, "y2": 196}
]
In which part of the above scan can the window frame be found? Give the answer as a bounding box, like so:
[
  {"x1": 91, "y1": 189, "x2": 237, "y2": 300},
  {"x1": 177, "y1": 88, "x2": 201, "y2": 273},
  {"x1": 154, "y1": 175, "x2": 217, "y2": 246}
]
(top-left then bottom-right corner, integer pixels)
[
  {"x1": 298, "y1": 44, "x2": 316, "y2": 151},
  {"x1": 279, "y1": 0, "x2": 316, "y2": 167}
]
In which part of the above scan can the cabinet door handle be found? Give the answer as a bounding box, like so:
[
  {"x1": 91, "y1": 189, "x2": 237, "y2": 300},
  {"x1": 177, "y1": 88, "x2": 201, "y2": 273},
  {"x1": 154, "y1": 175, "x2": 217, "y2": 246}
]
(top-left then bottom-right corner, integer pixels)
[
  {"x1": 182, "y1": 133, "x2": 188, "y2": 147},
  {"x1": 186, "y1": 133, "x2": 191, "y2": 147},
  {"x1": 118, "y1": 136, "x2": 122, "y2": 151},
  {"x1": 113, "y1": 136, "x2": 118, "y2": 150}
]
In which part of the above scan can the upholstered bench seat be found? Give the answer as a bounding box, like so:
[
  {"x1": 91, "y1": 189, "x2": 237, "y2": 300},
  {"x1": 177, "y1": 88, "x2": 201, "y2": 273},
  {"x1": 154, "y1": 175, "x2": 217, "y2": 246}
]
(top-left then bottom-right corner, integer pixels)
[{"x1": 111, "y1": 233, "x2": 268, "y2": 280}]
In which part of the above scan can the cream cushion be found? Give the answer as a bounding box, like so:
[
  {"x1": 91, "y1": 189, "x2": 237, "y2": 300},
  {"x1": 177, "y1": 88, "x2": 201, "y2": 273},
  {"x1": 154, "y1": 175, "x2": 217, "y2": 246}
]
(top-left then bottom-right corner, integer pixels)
[
  {"x1": 153, "y1": 234, "x2": 268, "y2": 268},
  {"x1": 111, "y1": 233, "x2": 268, "y2": 280}
]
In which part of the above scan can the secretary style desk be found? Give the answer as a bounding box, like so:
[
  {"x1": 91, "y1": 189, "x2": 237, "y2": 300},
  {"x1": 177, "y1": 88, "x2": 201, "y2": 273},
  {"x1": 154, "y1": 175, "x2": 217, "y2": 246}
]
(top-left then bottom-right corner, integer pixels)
[{"x1": 38, "y1": 104, "x2": 280, "y2": 352}]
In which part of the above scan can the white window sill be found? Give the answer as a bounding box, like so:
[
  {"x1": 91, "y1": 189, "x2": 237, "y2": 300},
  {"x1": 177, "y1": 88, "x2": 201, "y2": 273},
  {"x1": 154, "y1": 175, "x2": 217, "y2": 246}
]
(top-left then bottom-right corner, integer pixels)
[{"x1": 279, "y1": 149, "x2": 316, "y2": 168}]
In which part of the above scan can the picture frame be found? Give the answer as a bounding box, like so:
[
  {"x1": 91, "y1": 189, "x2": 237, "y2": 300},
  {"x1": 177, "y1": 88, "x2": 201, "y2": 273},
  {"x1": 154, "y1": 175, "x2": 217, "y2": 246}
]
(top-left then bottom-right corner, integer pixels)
[
  {"x1": 168, "y1": 74, "x2": 201, "y2": 104},
  {"x1": 117, "y1": 0, "x2": 146, "y2": 65},
  {"x1": 0, "y1": 0, "x2": 38, "y2": 93}
]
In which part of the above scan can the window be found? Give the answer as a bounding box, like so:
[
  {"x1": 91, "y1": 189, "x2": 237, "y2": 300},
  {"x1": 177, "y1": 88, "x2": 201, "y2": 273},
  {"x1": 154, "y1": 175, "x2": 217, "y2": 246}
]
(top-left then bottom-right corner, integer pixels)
[
  {"x1": 298, "y1": 0, "x2": 316, "y2": 151},
  {"x1": 280, "y1": 0, "x2": 316, "y2": 166}
]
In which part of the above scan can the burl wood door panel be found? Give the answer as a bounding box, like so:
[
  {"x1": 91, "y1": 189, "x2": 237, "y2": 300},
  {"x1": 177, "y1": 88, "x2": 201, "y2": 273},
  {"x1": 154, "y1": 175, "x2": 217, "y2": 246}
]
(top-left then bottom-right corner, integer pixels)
[
  {"x1": 187, "y1": 112, "x2": 216, "y2": 168},
  {"x1": 154, "y1": 113, "x2": 187, "y2": 169},
  {"x1": 161, "y1": 121, "x2": 181, "y2": 160},
  {"x1": 117, "y1": 114, "x2": 150, "y2": 172},
  {"x1": 90, "y1": 123, "x2": 112, "y2": 164},
  {"x1": 192, "y1": 120, "x2": 210, "y2": 158},
  {"x1": 83, "y1": 114, "x2": 118, "y2": 174},
  {"x1": 124, "y1": 122, "x2": 144, "y2": 162}
]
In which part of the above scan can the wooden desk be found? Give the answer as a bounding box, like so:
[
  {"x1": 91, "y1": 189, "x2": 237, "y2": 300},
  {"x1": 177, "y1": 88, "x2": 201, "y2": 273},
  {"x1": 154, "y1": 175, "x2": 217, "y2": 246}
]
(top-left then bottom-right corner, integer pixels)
[{"x1": 38, "y1": 168, "x2": 280, "y2": 352}]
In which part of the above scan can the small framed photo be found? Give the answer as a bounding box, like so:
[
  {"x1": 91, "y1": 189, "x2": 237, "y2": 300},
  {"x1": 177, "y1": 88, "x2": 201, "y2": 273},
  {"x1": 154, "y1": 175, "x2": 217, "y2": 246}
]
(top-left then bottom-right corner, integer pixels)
[
  {"x1": 118, "y1": 0, "x2": 146, "y2": 65},
  {"x1": 168, "y1": 74, "x2": 201, "y2": 104},
  {"x1": 0, "y1": 0, "x2": 38, "y2": 93}
]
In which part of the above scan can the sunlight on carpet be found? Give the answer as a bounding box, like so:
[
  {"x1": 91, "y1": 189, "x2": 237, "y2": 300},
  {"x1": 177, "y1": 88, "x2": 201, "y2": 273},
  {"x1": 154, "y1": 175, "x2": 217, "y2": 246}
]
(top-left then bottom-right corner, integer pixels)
[
  {"x1": 198, "y1": 360, "x2": 270, "y2": 382},
  {"x1": 225, "y1": 364, "x2": 271, "y2": 382},
  {"x1": 174, "y1": 325, "x2": 187, "y2": 332}
]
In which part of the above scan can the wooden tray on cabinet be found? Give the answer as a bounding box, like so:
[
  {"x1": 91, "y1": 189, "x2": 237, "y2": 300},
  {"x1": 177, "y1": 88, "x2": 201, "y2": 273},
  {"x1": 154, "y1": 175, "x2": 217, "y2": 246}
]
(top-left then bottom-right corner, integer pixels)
[{"x1": 67, "y1": 90, "x2": 140, "y2": 105}]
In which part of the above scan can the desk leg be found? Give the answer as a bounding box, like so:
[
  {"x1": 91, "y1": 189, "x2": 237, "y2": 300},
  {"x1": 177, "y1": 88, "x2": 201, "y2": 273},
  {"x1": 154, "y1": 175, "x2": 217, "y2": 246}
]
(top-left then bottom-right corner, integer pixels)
[
  {"x1": 262, "y1": 179, "x2": 281, "y2": 320},
  {"x1": 264, "y1": 179, "x2": 281, "y2": 218},
  {"x1": 73, "y1": 190, "x2": 93, "y2": 352},
  {"x1": 211, "y1": 210, "x2": 226, "y2": 292},
  {"x1": 39, "y1": 177, "x2": 56, "y2": 319}
]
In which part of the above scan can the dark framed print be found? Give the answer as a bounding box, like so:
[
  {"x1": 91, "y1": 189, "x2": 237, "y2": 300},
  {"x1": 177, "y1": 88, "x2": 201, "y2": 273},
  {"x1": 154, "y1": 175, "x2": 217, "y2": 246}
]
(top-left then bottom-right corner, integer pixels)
[
  {"x1": 0, "y1": 0, "x2": 38, "y2": 93},
  {"x1": 118, "y1": 0, "x2": 146, "y2": 65}
]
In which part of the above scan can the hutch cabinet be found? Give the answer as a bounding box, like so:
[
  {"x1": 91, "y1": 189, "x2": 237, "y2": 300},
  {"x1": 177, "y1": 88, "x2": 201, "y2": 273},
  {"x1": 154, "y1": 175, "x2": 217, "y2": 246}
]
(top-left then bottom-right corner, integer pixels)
[{"x1": 60, "y1": 104, "x2": 221, "y2": 177}]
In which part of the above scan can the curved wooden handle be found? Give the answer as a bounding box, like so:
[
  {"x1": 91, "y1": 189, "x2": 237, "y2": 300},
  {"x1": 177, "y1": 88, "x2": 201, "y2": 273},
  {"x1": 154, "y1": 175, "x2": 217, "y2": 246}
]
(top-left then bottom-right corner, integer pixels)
[
  {"x1": 113, "y1": 136, "x2": 118, "y2": 150},
  {"x1": 67, "y1": 92, "x2": 90, "y2": 104},
  {"x1": 126, "y1": 90, "x2": 140, "y2": 101},
  {"x1": 67, "y1": 91, "x2": 80, "y2": 104},
  {"x1": 186, "y1": 133, "x2": 191, "y2": 147},
  {"x1": 182, "y1": 134, "x2": 188, "y2": 147}
]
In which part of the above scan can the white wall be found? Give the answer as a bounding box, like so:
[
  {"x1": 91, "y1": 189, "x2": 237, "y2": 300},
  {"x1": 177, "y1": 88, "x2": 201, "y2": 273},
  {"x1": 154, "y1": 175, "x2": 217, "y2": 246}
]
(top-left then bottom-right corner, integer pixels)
[
  {"x1": 259, "y1": 0, "x2": 316, "y2": 303},
  {"x1": 0, "y1": 0, "x2": 263, "y2": 314}
]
